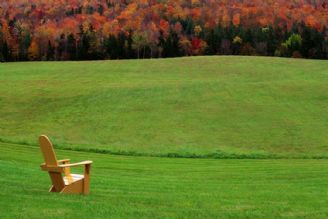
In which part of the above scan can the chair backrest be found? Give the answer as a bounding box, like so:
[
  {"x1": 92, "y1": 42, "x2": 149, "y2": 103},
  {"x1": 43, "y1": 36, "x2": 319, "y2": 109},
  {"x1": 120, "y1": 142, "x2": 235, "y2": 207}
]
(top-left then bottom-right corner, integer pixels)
[
  {"x1": 39, "y1": 135, "x2": 66, "y2": 192},
  {"x1": 39, "y1": 135, "x2": 58, "y2": 166}
]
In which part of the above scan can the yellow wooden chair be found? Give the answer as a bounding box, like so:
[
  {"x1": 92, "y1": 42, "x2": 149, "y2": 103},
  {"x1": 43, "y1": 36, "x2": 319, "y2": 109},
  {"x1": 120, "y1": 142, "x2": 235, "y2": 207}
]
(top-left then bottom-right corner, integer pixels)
[{"x1": 39, "y1": 135, "x2": 92, "y2": 195}]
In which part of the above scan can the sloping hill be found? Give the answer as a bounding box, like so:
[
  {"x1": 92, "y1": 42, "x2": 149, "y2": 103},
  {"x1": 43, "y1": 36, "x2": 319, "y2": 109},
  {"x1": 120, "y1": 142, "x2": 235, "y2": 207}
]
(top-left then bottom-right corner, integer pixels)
[{"x1": 0, "y1": 56, "x2": 328, "y2": 158}]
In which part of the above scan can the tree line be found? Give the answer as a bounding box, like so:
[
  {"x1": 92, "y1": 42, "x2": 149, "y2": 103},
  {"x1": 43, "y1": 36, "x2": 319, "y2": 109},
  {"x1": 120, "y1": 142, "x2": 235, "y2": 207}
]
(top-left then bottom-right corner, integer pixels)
[{"x1": 0, "y1": 0, "x2": 327, "y2": 61}]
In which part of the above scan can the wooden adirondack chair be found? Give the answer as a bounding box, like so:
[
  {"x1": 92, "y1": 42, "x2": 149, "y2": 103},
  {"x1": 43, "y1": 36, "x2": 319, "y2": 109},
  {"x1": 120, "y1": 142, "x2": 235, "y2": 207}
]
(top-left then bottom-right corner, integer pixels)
[{"x1": 39, "y1": 135, "x2": 92, "y2": 195}]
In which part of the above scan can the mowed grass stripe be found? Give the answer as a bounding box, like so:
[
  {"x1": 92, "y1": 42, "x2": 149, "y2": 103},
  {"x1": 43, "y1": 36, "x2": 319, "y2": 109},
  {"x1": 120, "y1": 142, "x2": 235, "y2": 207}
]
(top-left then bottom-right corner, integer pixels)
[{"x1": 1, "y1": 142, "x2": 328, "y2": 218}]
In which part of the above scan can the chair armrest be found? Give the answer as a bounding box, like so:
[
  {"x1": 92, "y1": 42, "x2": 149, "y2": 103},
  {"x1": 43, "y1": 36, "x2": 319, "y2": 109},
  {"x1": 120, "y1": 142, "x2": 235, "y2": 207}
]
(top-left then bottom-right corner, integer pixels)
[
  {"x1": 57, "y1": 159, "x2": 70, "y2": 164},
  {"x1": 58, "y1": 160, "x2": 92, "y2": 168},
  {"x1": 40, "y1": 164, "x2": 63, "y2": 172}
]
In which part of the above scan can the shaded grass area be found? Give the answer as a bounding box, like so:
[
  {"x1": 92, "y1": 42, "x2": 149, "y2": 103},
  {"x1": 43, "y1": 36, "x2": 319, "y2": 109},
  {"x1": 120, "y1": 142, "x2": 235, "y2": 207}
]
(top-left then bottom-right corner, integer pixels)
[
  {"x1": 2, "y1": 137, "x2": 328, "y2": 159},
  {"x1": 1, "y1": 56, "x2": 328, "y2": 157},
  {"x1": 1, "y1": 142, "x2": 328, "y2": 218}
]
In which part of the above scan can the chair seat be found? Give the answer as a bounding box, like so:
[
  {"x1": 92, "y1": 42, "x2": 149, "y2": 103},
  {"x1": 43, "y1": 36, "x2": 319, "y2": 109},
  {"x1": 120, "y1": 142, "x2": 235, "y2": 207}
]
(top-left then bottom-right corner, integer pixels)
[{"x1": 63, "y1": 174, "x2": 84, "y2": 185}]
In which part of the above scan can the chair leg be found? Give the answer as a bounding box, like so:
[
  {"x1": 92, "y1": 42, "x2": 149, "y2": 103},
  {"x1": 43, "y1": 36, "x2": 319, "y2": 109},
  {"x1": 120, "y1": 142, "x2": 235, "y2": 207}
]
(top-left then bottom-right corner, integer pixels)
[
  {"x1": 83, "y1": 164, "x2": 91, "y2": 195},
  {"x1": 49, "y1": 185, "x2": 56, "y2": 192}
]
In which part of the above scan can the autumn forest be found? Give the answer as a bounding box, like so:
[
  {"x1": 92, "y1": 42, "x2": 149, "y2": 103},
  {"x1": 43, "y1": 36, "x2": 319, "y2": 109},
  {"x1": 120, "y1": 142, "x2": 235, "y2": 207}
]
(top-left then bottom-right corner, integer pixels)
[{"x1": 0, "y1": 0, "x2": 328, "y2": 61}]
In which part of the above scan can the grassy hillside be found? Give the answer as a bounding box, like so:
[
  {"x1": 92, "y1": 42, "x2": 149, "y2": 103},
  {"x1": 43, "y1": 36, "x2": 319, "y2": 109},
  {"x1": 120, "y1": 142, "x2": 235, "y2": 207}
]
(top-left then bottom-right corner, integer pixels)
[
  {"x1": 1, "y1": 142, "x2": 328, "y2": 218},
  {"x1": 0, "y1": 56, "x2": 328, "y2": 157}
]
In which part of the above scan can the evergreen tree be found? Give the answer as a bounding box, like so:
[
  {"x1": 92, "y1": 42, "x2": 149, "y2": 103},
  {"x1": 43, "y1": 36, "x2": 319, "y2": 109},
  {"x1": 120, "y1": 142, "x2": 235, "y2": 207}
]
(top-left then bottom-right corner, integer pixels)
[
  {"x1": 160, "y1": 30, "x2": 181, "y2": 58},
  {"x1": 2, "y1": 42, "x2": 10, "y2": 61},
  {"x1": 46, "y1": 41, "x2": 55, "y2": 61},
  {"x1": 67, "y1": 34, "x2": 77, "y2": 60}
]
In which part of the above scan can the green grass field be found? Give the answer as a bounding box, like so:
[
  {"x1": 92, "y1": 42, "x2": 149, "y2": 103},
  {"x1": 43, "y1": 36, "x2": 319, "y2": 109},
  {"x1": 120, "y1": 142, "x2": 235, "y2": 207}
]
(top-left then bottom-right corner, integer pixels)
[
  {"x1": 1, "y1": 56, "x2": 328, "y2": 218},
  {"x1": 1, "y1": 142, "x2": 328, "y2": 218},
  {"x1": 1, "y1": 56, "x2": 328, "y2": 158}
]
